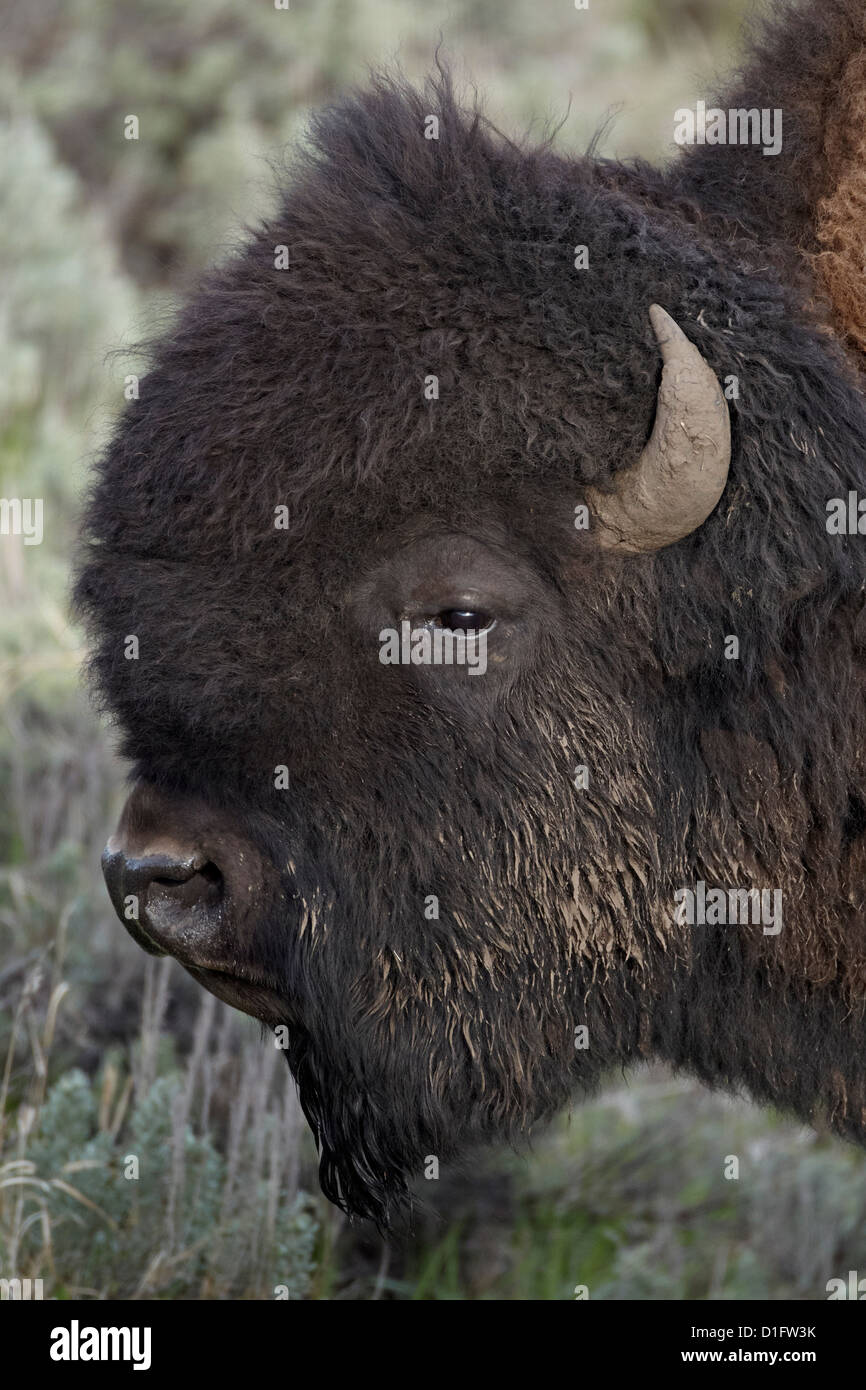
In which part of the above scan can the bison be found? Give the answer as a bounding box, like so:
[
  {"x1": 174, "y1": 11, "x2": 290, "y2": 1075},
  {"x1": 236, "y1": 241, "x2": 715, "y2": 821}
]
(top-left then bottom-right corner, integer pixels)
[{"x1": 76, "y1": 0, "x2": 866, "y2": 1223}]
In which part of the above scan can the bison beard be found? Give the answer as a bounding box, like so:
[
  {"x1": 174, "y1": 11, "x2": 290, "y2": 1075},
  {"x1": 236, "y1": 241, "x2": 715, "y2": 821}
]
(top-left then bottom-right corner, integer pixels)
[{"x1": 76, "y1": 0, "x2": 866, "y2": 1224}]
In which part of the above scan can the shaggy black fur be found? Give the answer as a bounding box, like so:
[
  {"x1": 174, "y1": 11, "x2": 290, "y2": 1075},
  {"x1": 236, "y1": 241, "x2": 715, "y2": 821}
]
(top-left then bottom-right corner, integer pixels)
[{"x1": 75, "y1": 0, "x2": 866, "y2": 1223}]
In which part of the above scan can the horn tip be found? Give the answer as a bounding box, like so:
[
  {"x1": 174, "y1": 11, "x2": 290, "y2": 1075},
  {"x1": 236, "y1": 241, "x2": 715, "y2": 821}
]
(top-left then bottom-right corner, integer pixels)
[{"x1": 648, "y1": 303, "x2": 680, "y2": 339}]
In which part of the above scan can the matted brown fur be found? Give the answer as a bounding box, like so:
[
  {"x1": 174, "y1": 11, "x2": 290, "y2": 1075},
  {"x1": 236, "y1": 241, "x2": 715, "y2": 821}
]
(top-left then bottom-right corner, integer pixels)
[{"x1": 815, "y1": 47, "x2": 866, "y2": 356}]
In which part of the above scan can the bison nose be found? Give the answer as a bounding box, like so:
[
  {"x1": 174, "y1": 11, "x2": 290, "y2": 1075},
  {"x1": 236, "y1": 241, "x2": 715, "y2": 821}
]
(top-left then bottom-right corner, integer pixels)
[{"x1": 101, "y1": 841, "x2": 224, "y2": 958}]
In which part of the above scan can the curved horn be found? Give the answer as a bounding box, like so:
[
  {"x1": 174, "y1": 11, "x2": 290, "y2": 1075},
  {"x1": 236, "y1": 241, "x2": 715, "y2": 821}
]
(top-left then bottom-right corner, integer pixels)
[{"x1": 586, "y1": 305, "x2": 731, "y2": 553}]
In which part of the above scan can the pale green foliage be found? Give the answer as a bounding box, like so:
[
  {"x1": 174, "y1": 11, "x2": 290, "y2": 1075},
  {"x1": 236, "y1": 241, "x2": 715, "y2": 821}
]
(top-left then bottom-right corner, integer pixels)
[{"x1": 6, "y1": 1029, "x2": 319, "y2": 1299}]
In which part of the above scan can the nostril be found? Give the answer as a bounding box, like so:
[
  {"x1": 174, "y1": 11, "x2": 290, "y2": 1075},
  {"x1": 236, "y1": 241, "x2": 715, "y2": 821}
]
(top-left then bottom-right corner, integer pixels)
[
  {"x1": 132, "y1": 855, "x2": 201, "y2": 887},
  {"x1": 151, "y1": 860, "x2": 222, "y2": 887},
  {"x1": 101, "y1": 846, "x2": 225, "y2": 934},
  {"x1": 149, "y1": 862, "x2": 224, "y2": 910}
]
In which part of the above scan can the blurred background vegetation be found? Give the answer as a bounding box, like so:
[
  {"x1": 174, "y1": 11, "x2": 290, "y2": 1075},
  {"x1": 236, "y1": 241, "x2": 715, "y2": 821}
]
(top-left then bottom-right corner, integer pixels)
[{"x1": 4, "y1": 0, "x2": 866, "y2": 1301}]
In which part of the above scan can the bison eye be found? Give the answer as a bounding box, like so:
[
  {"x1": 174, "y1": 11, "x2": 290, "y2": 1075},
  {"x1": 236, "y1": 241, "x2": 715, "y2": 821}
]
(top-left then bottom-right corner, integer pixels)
[{"x1": 432, "y1": 609, "x2": 494, "y2": 632}]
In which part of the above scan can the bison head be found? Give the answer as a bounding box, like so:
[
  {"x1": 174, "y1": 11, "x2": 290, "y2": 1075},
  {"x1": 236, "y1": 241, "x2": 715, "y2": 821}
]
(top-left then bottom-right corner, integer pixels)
[{"x1": 76, "y1": 47, "x2": 866, "y2": 1221}]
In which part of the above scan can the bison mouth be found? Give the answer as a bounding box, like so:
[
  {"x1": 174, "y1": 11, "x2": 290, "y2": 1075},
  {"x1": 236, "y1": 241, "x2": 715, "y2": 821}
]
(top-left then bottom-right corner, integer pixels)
[
  {"x1": 101, "y1": 781, "x2": 291, "y2": 1026},
  {"x1": 101, "y1": 850, "x2": 290, "y2": 1023},
  {"x1": 182, "y1": 965, "x2": 290, "y2": 1026}
]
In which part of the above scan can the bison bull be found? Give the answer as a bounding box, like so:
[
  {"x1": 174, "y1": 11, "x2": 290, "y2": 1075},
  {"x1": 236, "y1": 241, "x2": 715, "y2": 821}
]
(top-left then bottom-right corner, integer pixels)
[{"x1": 76, "y1": 0, "x2": 866, "y2": 1222}]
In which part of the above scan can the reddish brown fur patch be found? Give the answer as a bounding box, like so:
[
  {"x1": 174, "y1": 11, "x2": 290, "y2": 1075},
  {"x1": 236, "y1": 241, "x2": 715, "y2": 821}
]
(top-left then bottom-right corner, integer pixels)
[{"x1": 814, "y1": 49, "x2": 866, "y2": 356}]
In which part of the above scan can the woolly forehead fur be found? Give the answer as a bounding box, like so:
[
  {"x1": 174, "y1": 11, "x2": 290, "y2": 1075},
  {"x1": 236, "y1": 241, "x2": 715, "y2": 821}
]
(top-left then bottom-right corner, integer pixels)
[
  {"x1": 76, "y1": 35, "x2": 866, "y2": 1220},
  {"x1": 79, "y1": 69, "x2": 866, "y2": 791}
]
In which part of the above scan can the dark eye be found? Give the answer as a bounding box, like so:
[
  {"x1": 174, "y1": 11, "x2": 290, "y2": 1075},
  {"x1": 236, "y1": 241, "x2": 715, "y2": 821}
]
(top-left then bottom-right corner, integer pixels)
[{"x1": 433, "y1": 609, "x2": 494, "y2": 632}]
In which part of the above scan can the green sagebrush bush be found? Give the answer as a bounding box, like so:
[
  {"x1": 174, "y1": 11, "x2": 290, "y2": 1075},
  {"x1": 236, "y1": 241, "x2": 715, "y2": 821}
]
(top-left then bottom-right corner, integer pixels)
[{"x1": 3, "y1": 1006, "x2": 319, "y2": 1300}]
